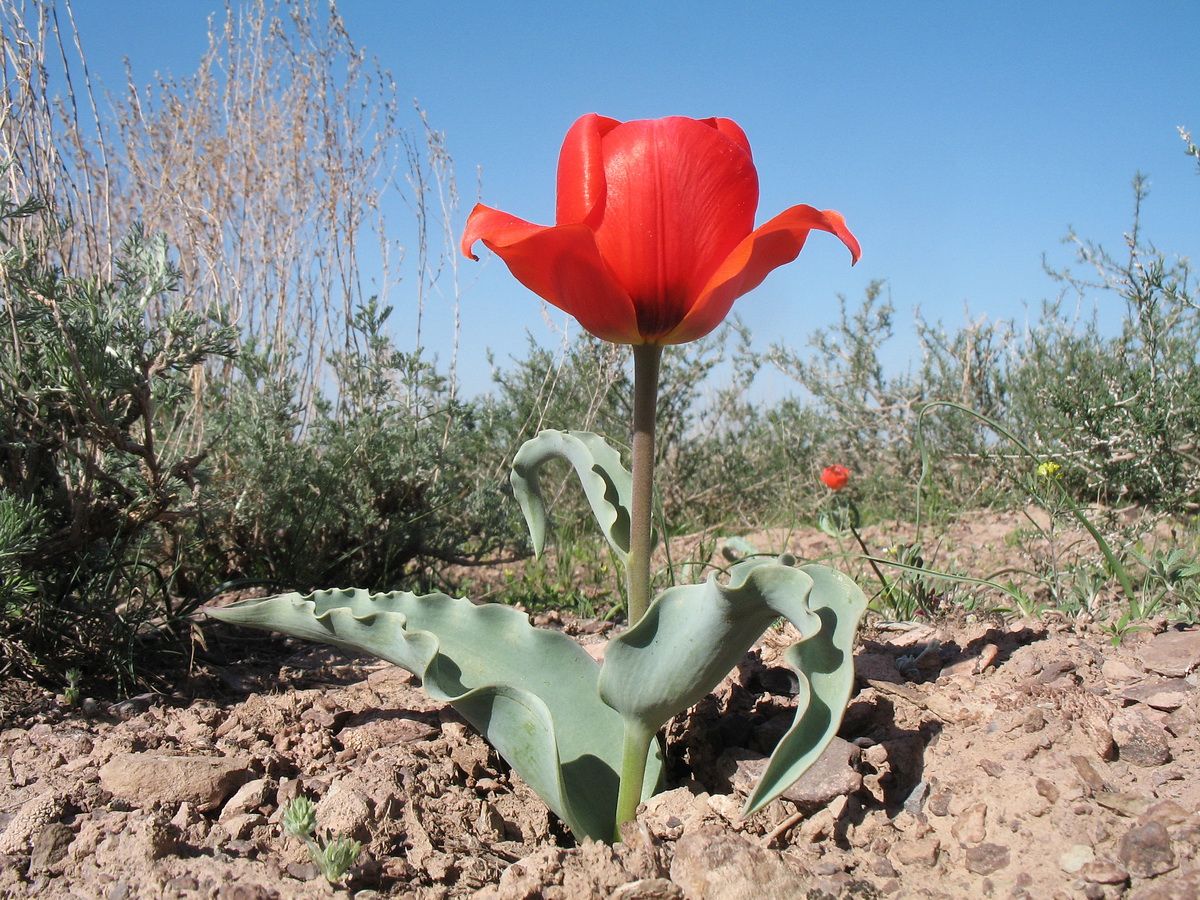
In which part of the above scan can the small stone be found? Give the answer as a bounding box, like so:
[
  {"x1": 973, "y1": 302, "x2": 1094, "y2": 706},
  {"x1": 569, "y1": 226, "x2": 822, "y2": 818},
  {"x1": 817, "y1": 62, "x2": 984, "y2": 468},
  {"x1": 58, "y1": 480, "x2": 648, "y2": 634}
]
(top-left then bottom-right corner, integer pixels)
[
  {"x1": 1127, "y1": 867, "x2": 1200, "y2": 900},
  {"x1": 1060, "y1": 844, "x2": 1096, "y2": 873},
  {"x1": 870, "y1": 854, "x2": 898, "y2": 878},
  {"x1": 638, "y1": 789, "x2": 714, "y2": 844},
  {"x1": 1139, "y1": 800, "x2": 1190, "y2": 827},
  {"x1": 1120, "y1": 679, "x2": 1196, "y2": 711},
  {"x1": 1080, "y1": 860, "x2": 1130, "y2": 884},
  {"x1": 1139, "y1": 629, "x2": 1200, "y2": 677},
  {"x1": 980, "y1": 759, "x2": 1005, "y2": 777},
  {"x1": 671, "y1": 825, "x2": 806, "y2": 900},
  {"x1": 1070, "y1": 755, "x2": 1108, "y2": 793},
  {"x1": 219, "y1": 778, "x2": 274, "y2": 821},
  {"x1": 449, "y1": 739, "x2": 493, "y2": 782},
  {"x1": 610, "y1": 879, "x2": 685, "y2": 900},
  {"x1": 952, "y1": 801, "x2": 988, "y2": 845},
  {"x1": 314, "y1": 784, "x2": 373, "y2": 842},
  {"x1": 1104, "y1": 658, "x2": 1143, "y2": 682},
  {"x1": 99, "y1": 754, "x2": 253, "y2": 812},
  {"x1": 220, "y1": 813, "x2": 265, "y2": 842},
  {"x1": 927, "y1": 789, "x2": 952, "y2": 817},
  {"x1": 964, "y1": 842, "x2": 1010, "y2": 875},
  {"x1": 854, "y1": 652, "x2": 903, "y2": 684},
  {"x1": 27, "y1": 822, "x2": 74, "y2": 872},
  {"x1": 1021, "y1": 707, "x2": 1046, "y2": 733},
  {"x1": 903, "y1": 781, "x2": 930, "y2": 817},
  {"x1": 1094, "y1": 791, "x2": 1151, "y2": 818},
  {"x1": 1035, "y1": 778, "x2": 1060, "y2": 804},
  {"x1": 285, "y1": 861, "x2": 321, "y2": 880},
  {"x1": 782, "y1": 738, "x2": 862, "y2": 805},
  {"x1": 861, "y1": 743, "x2": 888, "y2": 768},
  {"x1": 893, "y1": 837, "x2": 940, "y2": 867},
  {"x1": 1111, "y1": 708, "x2": 1172, "y2": 767},
  {"x1": 1118, "y1": 822, "x2": 1178, "y2": 878},
  {"x1": 977, "y1": 643, "x2": 1000, "y2": 671}
]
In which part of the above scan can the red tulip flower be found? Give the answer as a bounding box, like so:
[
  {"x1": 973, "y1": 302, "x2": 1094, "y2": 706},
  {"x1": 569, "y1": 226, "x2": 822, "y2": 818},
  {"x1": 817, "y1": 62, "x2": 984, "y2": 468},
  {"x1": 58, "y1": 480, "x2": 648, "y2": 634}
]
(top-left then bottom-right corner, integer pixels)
[
  {"x1": 461, "y1": 114, "x2": 861, "y2": 345},
  {"x1": 821, "y1": 465, "x2": 850, "y2": 492}
]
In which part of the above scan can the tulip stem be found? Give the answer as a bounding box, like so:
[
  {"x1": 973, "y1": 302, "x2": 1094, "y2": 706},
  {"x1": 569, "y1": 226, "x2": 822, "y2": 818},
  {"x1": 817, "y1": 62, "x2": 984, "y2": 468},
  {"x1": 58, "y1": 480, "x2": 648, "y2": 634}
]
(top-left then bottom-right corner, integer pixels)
[
  {"x1": 627, "y1": 343, "x2": 662, "y2": 625},
  {"x1": 614, "y1": 719, "x2": 655, "y2": 841}
]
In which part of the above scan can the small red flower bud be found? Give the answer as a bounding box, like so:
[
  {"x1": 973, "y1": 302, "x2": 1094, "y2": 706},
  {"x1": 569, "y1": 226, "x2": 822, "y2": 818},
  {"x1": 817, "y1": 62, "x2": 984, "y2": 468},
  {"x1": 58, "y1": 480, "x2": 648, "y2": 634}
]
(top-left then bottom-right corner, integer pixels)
[{"x1": 821, "y1": 465, "x2": 850, "y2": 492}]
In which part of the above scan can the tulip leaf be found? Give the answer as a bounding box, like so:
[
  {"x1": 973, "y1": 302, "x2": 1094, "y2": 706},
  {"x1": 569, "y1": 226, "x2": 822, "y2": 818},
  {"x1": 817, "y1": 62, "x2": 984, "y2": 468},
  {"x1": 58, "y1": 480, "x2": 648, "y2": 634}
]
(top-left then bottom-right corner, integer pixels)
[
  {"x1": 597, "y1": 556, "x2": 866, "y2": 817},
  {"x1": 510, "y1": 430, "x2": 634, "y2": 562},
  {"x1": 205, "y1": 589, "x2": 662, "y2": 842}
]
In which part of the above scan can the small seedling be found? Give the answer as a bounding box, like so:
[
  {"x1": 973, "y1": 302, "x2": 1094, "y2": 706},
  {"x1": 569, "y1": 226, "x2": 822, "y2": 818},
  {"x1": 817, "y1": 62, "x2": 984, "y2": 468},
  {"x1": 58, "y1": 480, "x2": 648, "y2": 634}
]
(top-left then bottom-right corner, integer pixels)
[
  {"x1": 63, "y1": 669, "x2": 83, "y2": 707},
  {"x1": 282, "y1": 796, "x2": 362, "y2": 885}
]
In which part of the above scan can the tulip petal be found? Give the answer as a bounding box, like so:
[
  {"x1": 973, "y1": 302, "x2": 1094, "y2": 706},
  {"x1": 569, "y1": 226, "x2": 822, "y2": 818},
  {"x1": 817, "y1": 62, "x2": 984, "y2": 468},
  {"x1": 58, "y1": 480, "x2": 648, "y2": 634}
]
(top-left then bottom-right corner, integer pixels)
[
  {"x1": 461, "y1": 203, "x2": 642, "y2": 344},
  {"x1": 661, "y1": 206, "x2": 861, "y2": 344},
  {"x1": 711, "y1": 118, "x2": 753, "y2": 160},
  {"x1": 556, "y1": 114, "x2": 620, "y2": 227},
  {"x1": 593, "y1": 117, "x2": 758, "y2": 341}
]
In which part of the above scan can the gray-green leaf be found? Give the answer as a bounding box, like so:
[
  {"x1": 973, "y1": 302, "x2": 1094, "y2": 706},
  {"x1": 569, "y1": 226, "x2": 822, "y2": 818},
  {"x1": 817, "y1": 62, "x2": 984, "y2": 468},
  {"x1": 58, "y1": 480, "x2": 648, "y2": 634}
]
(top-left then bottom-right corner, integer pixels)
[
  {"x1": 510, "y1": 430, "x2": 635, "y2": 561},
  {"x1": 597, "y1": 557, "x2": 866, "y2": 817},
  {"x1": 205, "y1": 589, "x2": 662, "y2": 841}
]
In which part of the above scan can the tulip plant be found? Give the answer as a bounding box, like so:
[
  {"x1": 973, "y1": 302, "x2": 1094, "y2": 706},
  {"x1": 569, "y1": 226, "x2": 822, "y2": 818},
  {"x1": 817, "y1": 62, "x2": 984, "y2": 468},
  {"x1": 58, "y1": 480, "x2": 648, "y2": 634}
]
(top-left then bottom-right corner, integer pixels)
[{"x1": 208, "y1": 115, "x2": 867, "y2": 843}]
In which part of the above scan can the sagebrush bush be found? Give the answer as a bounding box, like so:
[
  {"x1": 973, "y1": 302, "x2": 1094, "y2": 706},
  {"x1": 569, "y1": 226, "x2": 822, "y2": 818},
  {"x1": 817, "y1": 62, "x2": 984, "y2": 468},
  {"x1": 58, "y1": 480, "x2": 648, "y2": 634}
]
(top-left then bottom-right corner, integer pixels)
[
  {"x1": 0, "y1": 185, "x2": 235, "y2": 690},
  {"x1": 192, "y1": 299, "x2": 518, "y2": 594}
]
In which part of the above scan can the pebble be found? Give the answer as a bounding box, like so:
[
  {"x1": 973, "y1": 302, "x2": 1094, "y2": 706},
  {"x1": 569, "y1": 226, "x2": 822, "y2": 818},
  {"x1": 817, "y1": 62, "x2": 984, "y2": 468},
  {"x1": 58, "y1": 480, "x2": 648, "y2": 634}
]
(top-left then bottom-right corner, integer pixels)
[
  {"x1": 1070, "y1": 755, "x2": 1107, "y2": 793},
  {"x1": 1120, "y1": 679, "x2": 1196, "y2": 711},
  {"x1": 219, "y1": 778, "x2": 274, "y2": 821},
  {"x1": 1021, "y1": 706, "x2": 1046, "y2": 733},
  {"x1": 99, "y1": 754, "x2": 253, "y2": 812},
  {"x1": 315, "y1": 783, "x2": 374, "y2": 842},
  {"x1": 781, "y1": 738, "x2": 862, "y2": 805},
  {"x1": 927, "y1": 789, "x2": 952, "y2": 817},
  {"x1": 670, "y1": 825, "x2": 807, "y2": 900},
  {"x1": 1079, "y1": 860, "x2": 1130, "y2": 884},
  {"x1": 1059, "y1": 844, "x2": 1096, "y2": 873},
  {"x1": 1117, "y1": 822, "x2": 1178, "y2": 878},
  {"x1": 977, "y1": 643, "x2": 1000, "y2": 671},
  {"x1": 28, "y1": 822, "x2": 74, "y2": 872},
  {"x1": 1139, "y1": 799, "x2": 1190, "y2": 827},
  {"x1": 870, "y1": 854, "x2": 898, "y2": 878},
  {"x1": 1035, "y1": 778, "x2": 1060, "y2": 804},
  {"x1": 609, "y1": 879, "x2": 684, "y2": 900},
  {"x1": 1127, "y1": 867, "x2": 1200, "y2": 900},
  {"x1": 1094, "y1": 792, "x2": 1151, "y2": 818},
  {"x1": 903, "y1": 781, "x2": 930, "y2": 817},
  {"x1": 951, "y1": 801, "x2": 987, "y2": 845},
  {"x1": 892, "y1": 837, "x2": 940, "y2": 867},
  {"x1": 964, "y1": 842, "x2": 1010, "y2": 875},
  {"x1": 1138, "y1": 629, "x2": 1200, "y2": 678},
  {"x1": 1110, "y1": 708, "x2": 1173, "y2": 767}
]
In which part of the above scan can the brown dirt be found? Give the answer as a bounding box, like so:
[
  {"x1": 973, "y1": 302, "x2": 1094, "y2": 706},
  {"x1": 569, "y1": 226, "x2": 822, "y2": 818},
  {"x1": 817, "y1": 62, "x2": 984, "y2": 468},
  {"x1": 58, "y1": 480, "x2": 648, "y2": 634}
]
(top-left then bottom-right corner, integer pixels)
[{"x1": 2, "y1": 511, "x2": 1199, "y2": 899}]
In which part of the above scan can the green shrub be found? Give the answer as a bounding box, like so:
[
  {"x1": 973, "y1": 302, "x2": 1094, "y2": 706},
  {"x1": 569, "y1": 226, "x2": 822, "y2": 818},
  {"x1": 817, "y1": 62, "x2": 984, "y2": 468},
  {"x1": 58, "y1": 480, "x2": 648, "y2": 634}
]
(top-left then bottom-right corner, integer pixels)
[
  {"x1": 1009, "y1": 175, "x2": 1200, "y2": 509},
  {"x1": 0, "y1": 184, "x2": 235, "y2": 691},
  {"x1": 192, "y1": 299, "x2": 516, "y2": 594}
]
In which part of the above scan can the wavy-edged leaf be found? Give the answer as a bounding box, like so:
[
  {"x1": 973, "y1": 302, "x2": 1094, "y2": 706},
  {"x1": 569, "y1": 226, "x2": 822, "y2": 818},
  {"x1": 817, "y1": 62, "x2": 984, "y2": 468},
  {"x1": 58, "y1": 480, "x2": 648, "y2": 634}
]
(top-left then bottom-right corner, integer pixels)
[
  {"x1": 510, "y1": 430, "x2": 633, "y2": 561},
  {"x1": 597, "y1": 557, "x2": 865, "y2": 817},
  {"x1": 743, "y1": 564, "x2": 866, "y2": 815},
  {"x1": 205, "y1": 589, "x2": 662, "y2": 841}
]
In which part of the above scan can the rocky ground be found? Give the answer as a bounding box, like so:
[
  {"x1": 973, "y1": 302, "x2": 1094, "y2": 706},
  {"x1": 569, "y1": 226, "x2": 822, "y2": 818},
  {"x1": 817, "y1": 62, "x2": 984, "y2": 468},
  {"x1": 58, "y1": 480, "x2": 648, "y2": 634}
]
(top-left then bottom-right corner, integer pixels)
[{"x1": 2, "y1": 512, "x2": 1200, "y2": 899}]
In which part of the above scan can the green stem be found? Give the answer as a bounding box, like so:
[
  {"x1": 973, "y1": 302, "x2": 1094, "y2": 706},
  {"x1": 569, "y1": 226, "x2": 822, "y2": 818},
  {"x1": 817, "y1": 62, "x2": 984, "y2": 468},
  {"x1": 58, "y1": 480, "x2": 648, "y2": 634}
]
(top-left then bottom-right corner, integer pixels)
[
  {"x1": 613, "y1": 719, "x2": 655, "y2": 840},
  {"x1": 848, "y1": 517, "x2": 892, "y2": 597},
  {"x1": 627, "y1": 343, "x2": 662, "y2": 625}
]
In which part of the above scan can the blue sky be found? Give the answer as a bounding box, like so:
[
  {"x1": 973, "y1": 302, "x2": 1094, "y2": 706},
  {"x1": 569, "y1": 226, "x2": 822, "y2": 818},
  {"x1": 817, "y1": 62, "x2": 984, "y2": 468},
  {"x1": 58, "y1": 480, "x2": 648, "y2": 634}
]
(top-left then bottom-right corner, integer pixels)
[{"x1": 69, "y1": 2, "x2": 1199, "y2": 398}]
